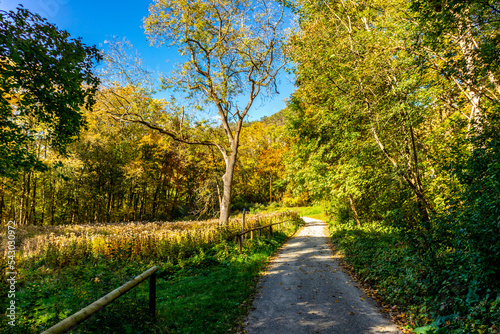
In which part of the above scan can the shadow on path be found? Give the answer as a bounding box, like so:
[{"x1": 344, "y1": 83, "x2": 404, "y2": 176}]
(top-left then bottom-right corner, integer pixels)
[{"x1": 244, "y1": 217, "x2": 400, "y2": 334}]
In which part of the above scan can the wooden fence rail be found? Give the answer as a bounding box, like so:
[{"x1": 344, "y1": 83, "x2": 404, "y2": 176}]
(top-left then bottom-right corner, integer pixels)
[
  {"x1": 41, "y1": 266, "x2": 158, "y2": 334},
  {"x1": 236, "y1": 220, "x2": 291, "y2": 254}
]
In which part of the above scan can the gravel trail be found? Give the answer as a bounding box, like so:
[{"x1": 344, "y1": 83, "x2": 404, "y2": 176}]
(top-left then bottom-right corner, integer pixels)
[{"x1": 244, "y1": 217, "x2": 400, "y2": 334}]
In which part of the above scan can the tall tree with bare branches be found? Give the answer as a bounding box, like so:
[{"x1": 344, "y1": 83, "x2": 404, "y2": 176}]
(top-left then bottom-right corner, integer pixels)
[{"x1": 105, "y1": 0, "x2": 286, "y2": 223}]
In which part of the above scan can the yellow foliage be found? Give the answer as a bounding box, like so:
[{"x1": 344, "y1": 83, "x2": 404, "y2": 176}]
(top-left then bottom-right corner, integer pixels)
[{"x1": 0, "y1": 211, "x2": 300, "y2": 274}]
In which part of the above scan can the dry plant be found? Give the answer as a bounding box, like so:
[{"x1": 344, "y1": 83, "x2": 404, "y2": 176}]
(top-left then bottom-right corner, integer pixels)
[{"x1": 0, "y1": 211, "x2": 300, "y2": 279}]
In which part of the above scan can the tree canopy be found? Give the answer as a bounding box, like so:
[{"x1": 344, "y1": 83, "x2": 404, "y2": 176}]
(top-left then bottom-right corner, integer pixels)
[
  {"x1": 0, "y1": 6, "x2": 101, "y2": 178},
  {"x1": 284, "y1": 0, "x2": 500, "y2": 330}
]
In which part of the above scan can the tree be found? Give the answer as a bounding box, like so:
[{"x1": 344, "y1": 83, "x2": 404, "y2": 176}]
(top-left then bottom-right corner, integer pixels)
[
  {"x1": 0, "y1": 6, "x2": 101, "y2": 178},
  {"x1": 410, "y1": 0, "x2": 500, "y2": 136},
  {"x1": 234, "y1": 120, "x2": 287, "y2": 205},
  {"x1": 109, "y1": 0, "x2": 286, "y2": 223},
  {"x1": 287, "y1": 0, "x2": 435, "y2": 223}
]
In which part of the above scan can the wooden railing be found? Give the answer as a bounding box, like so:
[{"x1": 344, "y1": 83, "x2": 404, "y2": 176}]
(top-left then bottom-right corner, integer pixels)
[
  {"x1": 236, "y1": 220, "x2": 291, "y2": 254},
  {"x1": 41, "y1": 266, "x2": 158, "y2": 334}
]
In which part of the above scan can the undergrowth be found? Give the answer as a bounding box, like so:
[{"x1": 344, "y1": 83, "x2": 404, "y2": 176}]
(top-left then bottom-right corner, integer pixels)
[{"x1": 329, "y1": 220, "x2": 500, "y2": 334}]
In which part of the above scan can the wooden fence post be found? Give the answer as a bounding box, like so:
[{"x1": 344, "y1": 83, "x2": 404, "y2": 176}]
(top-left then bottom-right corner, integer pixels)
[
  {"x1": 149, "y1": 271, "x2": 156, "y2": 320},
  {"x1": 41, "y1": 266, "x2": 158, "y2": 334},
  {"x1": 242, "y1": 209, "x2": 246, "y2": 233},
  {"x1": 238, "y1": 234, "x2": 242, "y2": 254},
  {"x1": 242, "y1": 209, "x2": 246, "y2": 241}
]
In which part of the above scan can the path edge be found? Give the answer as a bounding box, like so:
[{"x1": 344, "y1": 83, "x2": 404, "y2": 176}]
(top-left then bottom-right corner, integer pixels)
[
  {"x1": 235, "y1": 217, "x2": 308, "y2": 333},
  {"x1": 324, "y1": 220, "x2": 412, "y2": 333}
]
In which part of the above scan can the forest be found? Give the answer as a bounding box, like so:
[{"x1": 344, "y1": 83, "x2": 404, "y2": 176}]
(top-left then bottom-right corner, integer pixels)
[{"x1": 1, "y1": 0, "x2": 500, "y2": 333}]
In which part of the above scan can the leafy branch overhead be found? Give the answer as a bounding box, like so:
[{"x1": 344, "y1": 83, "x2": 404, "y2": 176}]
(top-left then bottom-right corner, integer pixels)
[{"x1": 0, "y1": 6, "x2": 101, "y2": 178}]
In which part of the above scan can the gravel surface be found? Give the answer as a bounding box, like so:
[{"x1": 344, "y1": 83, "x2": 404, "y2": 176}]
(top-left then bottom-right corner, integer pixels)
[{"x1": 244, "y1": 217, "x2": 400, "y2": 334}]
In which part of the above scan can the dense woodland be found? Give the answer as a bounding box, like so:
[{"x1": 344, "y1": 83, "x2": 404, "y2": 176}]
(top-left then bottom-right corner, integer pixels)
[
  {"x1": 284, "y1": 0, "x2": 500, "y2": 332},
  {"x1": 0, "y1": 108, "x2": 286, "y2": 224},
  {"x1": 1, "y1": 0, "x2": 500, "y2": 332},
  {"x1": 1, "y1": 2, "x2": 288, "y2": 224}
]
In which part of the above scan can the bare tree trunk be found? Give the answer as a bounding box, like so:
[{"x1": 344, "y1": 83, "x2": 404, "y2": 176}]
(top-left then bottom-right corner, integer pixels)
[
  {"x1": 269, "y1": 175, "x2": 273, "y2": 203},
  {"x1": 9, "y1": 194, "x2": 15, "y2": 223},
  {"x1": 71, "y1": 199, "x2": 75, "y2": 224},
  {"x1": 41, "y1": 175, "x2": 46, "y2": 225},
  {"x1": 401, "y1": 111, "x2": 432, "y2": 222},
  {"x1": 0, "y1": 185, "x2": 4, "y2": 224},
  {"x1": 219, "y1": 147, "x2": 238, "y2": 223},
  {"x1": 31, "y1": 173, "x2": 37, "y2": 225},
  {"x1": 348, "y1": 194, "x2": 361, "y2": 227},
  {"x1": 10, "y1": 195, "x2": 16, "y2": 223},
  {"x1": 139, "y1": 187, "x2": 146, "y2": 220},
  {"x1": 455, "y1": 14, "x2": 483, "y2": 136},
  {"x1": 152, "y1": 181, "x2": 160, "y2": 218},
  {"x1": 19, "y1": 173, "x2": 25, "y2": 225},
  {"x1": 133, "y1": 193, "x2": 138, "y2": 221},
  {"x1": 370, "y1": 125, "x2": 432, "y2": 221},
  {"x1": 106, "y1": 192, "x2": 112, "y2": 222},
  {"x1": 50, "y1": 181, "x2": 56, "y2": 225},
  {"x1": 25, "y1": 172, "x2": 32, "y2": 225}
]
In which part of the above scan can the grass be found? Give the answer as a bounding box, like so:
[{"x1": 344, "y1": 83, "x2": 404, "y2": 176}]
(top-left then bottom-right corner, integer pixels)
[
  {"x1": 292, "y1": 205, "x2": 328, "y2": 221},
  {"x1": 1, "y1": 212, "x2": 303, "y2": 333},
  {"x1": 249, "y1": 203, "x2": 328, "y2": 221},
  {"x1": 154, "y1": 236, "x2": 290, "y2": 333}
]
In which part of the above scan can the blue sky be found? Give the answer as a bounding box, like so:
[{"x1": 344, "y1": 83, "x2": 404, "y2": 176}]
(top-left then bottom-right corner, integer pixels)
[{"x1": 0, "y1": 0, "x2": 295, "y2": 120}]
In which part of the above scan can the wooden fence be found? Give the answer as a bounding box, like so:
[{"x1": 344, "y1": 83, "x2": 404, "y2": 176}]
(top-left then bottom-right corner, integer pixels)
[
  {"x1": 41, "y1": 266, "x2": 158, "y2": 334},
  {"x1": 236, "y1": 220, "x2": 290, "y2": 254}
]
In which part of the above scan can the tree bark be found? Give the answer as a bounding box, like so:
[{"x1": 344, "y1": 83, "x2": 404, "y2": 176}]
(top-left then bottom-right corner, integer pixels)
[
  {"x1": 219, "y1": 146, "x2": 238, "y2": 223},
  {"x1": 455, "y1": 13, "x2": 483, "y2": 136},
  {"x1": 19, "y1": 173, "x2": 25, "y2": 225},
  {"x1": 270, "y1": 175, "x2": 273, "y2": 203},
  {"x1": 50, "y1": 180, "x2": 56, "y2": 225},
  {"x1": 41, "y1": 175, "x2": 46, "y2": 225},
  {"x1": 31, "y1": 172, "x2": 37, "y2": 225},
  {"x1": 348, "y1": 194, "x2": 361, "y2": 227},
  {"x1": 370, "y1": 125, "x2": 432, "y2": 221},
  {"x1": 0, "y1": 186, "x2": 4, "y2": 224},
  {"x1": 152, "y1": 181, "x2": 160, "y2": 217}
]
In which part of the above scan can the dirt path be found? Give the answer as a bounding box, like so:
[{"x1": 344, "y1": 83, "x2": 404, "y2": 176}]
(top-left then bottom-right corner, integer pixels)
[{"x1": 244, "y1": 217, "x2": 400, "y2": 334}]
